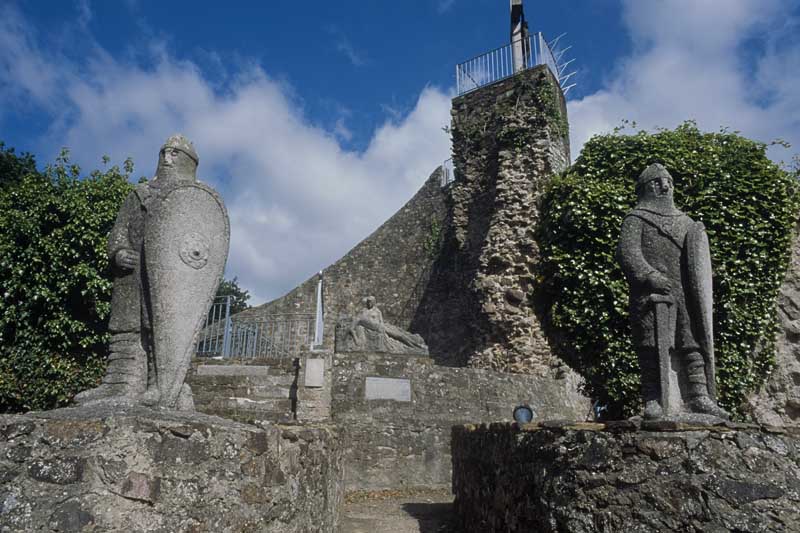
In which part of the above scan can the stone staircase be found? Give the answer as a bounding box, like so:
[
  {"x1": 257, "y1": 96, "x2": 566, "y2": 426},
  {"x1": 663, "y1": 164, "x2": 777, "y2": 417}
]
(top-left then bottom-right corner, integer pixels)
[{"x1": 187, "y1": 358, "x2": 298, "y2": 424}]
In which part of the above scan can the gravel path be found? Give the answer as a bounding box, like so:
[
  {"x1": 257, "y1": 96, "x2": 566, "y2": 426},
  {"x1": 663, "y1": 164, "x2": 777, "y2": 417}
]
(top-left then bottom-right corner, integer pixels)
[{"x1": 339, "y1": 488, "x2": 455, "y2": 533}]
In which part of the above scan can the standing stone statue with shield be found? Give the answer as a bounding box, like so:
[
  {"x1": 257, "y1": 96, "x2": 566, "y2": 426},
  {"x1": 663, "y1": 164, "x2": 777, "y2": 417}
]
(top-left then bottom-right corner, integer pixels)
[
  {"x1": 617, "y1": 163, "x2": 728, "y2": 421},
  {"x1": 75, "y1": 134, "x2": 229, "y2": 411}
]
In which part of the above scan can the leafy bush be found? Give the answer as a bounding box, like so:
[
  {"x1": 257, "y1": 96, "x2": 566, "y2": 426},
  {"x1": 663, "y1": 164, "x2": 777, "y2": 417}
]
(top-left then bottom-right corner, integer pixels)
[
  {"x1": 0, "y1": 149, "x2": 134, "y2": 412},
  {"x1": 537, "y1": 122, "x2": 800, "y2": 418}
]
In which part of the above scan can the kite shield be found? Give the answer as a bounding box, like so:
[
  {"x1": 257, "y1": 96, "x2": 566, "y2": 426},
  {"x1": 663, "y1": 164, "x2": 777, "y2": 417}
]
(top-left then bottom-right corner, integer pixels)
[
  {"x1": 144, "y1": 182, "x2": 229, "y2": 408},
  {"x1": 685, "y1": 221, "x2": 716, "y2": 399}
]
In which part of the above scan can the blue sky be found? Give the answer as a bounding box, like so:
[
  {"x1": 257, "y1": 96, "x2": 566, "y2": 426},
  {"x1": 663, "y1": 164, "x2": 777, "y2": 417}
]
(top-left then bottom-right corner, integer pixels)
[{"x1": 1, "y1": 0, "x2": 799, "y2": 304}]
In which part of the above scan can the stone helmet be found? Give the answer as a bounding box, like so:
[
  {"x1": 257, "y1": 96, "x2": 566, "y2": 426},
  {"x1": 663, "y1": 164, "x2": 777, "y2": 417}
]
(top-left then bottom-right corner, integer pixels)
[
  {"x1": 636, "y1": 163, "x2": 672, "y2": 188},
  {"x1": 160, "y1": 134, "x2": 199, "y2": 165}
]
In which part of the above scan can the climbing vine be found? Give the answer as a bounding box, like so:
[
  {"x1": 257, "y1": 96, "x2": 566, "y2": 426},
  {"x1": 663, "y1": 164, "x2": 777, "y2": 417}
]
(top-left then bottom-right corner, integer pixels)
[{"x1": 537, "y1": 122, "x2": 800, "y2": 418}]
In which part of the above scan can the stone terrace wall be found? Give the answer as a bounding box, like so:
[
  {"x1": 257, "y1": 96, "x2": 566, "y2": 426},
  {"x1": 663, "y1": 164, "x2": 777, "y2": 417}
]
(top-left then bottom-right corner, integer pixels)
[
  {"x1": 238, "y1": 168, "x2": 448, "y2": 350},
  {"x1": 0, "y1": 404, "x2": 342, "y2": 532},
  {"x1": 188, "y1": 351, "x2": 333, "y2": 425},
  {"x1": 410, "y1": 64, "x2": 571, "y2": 370},
  {"x1": 332, "y1": 352, "x2": 589, "y2": 491},
  {"x1": 452, "y1": 421, "x2": 800, "y2": 533}
]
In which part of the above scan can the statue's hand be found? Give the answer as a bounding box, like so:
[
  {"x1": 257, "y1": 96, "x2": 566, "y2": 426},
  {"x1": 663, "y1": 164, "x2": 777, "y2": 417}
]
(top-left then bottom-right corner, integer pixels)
[
  {"x1": 115, "y1": 248, "x2": 139, "y2": 270},
  {"x1": 646, "y1": 271, "x2": 671, "y2": 294}
]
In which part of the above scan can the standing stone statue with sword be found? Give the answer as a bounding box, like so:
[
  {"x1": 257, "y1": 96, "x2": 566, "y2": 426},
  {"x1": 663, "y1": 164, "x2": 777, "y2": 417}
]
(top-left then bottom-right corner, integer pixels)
[{"x1": 618, "y1": 163, "x2": 728, "y2": 421}]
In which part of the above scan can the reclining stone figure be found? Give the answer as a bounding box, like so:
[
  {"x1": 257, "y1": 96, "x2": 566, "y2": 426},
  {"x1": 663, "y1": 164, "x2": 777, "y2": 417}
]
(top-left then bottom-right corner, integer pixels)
[{"x1": 336, "y1": 296, "x2": 429, "y2": 356}]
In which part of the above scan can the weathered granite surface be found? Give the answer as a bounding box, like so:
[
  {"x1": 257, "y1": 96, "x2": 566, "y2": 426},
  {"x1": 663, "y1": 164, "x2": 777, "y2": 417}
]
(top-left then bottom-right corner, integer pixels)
[
  {"x1": 332, "y1": 352, "x2": 589, "y2": 491},
  {"x1": 452, "y1": 421, "x2": 800, "y2": 532},
  {"x1": 0, "y1": 405, "x2": 342, "y2": 532},
  {"x1": 618, "y1": 163, "x2": 727, "y2": 422},
  {"x1": 75, "y1": 134, "x2": 229, "y2": 410}
]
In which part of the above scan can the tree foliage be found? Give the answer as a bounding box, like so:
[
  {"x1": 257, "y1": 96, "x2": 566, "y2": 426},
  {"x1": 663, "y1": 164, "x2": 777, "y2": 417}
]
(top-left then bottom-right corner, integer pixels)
[
  {"x1": 0, "y1": 149, "x2": 135, "y2": 412},
  {"x1": 537, "y1": 122, "x2": 800, "y2": 419},
  {"x1": 215, "y1": 276, "x2": 251, "y2": 315},
  {"x1": 0, "y1": 142, "x2": 38, "y2": 189}
]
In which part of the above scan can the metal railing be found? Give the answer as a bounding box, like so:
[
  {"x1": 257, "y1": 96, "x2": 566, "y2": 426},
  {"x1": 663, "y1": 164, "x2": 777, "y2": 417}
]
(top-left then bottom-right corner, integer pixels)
[
  {"x1": 196, "y1": 296, "x2": 233, "y2": 357},
  {"x1": 456, "y1": 32, "x2": 563, "y2": 96},
  {"x1": 225, "y1": 314, "x2": 316, "y2": 359},
  {"x1": 196, "y1": 295, "x2": 317, "y2": 359},
  {"x1": 441, "y1": 158, "x2": 455, "y2": 187}
]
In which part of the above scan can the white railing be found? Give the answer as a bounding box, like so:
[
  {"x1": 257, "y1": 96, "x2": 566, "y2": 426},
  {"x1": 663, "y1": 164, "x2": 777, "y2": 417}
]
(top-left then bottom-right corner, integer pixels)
[
  {"x1": 441, "y1": 158, "x2": 455, "y2": 187},
  {"x1": 456, "y1": 32, "x2": 563, "y2": 96}
]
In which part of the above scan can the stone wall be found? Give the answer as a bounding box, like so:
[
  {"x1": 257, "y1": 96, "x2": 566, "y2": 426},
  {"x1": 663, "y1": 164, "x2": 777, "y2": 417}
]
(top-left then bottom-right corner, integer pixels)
[
  {"x1": 748, "y1": 227, "x2": 800, "y2": 425},
  {"x1": 0, "y1": 404, "x2": 342, "y2": 532},
  {"x1": 188, "y1": 357, "x2": 298, "y2": 424},
  {"x1": 240, "y1": 65, "x2": 571, "y2": 374},
  {"x1": 452, "y1": 421, "x2": 800, "y2": 532},
  {"x1": 188, "y1": 351, "x2": 332, "y2": 425},
  {"x1": 331, "y1": 352, "x2": 589, "y2": 491},
  {"x1": 411, "y1": 64, "x2": 570, "y2": 370},
  {"x1": 239, "y1": 167, "x2": 448, "y2": 350}
]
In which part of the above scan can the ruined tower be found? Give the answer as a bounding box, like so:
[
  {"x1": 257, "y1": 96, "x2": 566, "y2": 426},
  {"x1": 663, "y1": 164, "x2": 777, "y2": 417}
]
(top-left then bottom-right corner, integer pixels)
[{"x1": 411, "y1": 1, "x2": 571, "y2": 373}]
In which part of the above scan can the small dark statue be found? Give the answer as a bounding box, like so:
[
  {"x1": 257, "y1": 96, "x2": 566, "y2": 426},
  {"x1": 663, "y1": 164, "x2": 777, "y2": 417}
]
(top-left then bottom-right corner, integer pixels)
[{"x1": 617, "y1": 164, "x2": 728, "y2": 422}]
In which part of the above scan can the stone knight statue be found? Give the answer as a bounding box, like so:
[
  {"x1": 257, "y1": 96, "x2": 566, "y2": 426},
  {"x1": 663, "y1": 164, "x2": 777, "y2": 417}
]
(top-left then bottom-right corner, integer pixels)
[
  {"x1": 75, "y1": 135, "x2": 229, "y2": 410},
  {"x1": 617, "y1": 163, "x2": 728, "y2": 421}
]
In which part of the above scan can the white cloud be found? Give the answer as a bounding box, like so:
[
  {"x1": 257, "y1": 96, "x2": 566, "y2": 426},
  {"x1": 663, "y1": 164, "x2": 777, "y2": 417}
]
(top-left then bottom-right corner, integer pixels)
[
  {"x1": 568, "y1": 0, "x2": 800, "y2": 166},
  {"x1": 0, "y1": 4, "x2": 453, "y2": 303}
]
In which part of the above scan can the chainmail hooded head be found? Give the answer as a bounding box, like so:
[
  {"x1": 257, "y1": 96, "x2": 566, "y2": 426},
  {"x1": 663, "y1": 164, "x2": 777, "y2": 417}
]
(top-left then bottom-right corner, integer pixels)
[
  {"x1": 636, "y1": 163, "x2": 672, "y2": 188},
  {"x1": 634, "y1": 163, "x2": 678, "y2": 214},
  {"x1": 160, "y1": 134, "x2": 199, "y2": 165},
  {"x1": 155, "y1": 134, "x2": 199, "y2": 184}
]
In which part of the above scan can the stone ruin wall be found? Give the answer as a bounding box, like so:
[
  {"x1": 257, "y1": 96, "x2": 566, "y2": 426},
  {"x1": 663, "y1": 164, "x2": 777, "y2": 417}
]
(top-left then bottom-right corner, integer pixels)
[
  {"x1": 0, "y1": 405, "x2": 343, "y2": 532},
  {"x1": 245, "y1": 65, "x2": 572, "y2": 375},
  {"x1": 239, "y1": 167, "x2": 448, "y2": 352},
  {"x1": 451, "y1": 421, "x2": 800, "y2": 532},
  {"x1": 331, "y1": 351, "x2": 588, "y2": 491},
  {"x1": 411, "y1": 64, "x2": 571, "y2": 371}
]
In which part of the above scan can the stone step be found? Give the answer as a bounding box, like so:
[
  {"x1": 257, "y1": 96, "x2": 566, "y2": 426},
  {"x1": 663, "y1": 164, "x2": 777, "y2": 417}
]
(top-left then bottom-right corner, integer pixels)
[
  {"x1": 195, "y1": 397, "x2": 295, "y2": 424},
  {"x1": 192, "y1": 385, "x2": 292, "y2": 404},
  {"x1": 192, "y1": 364, "x2": 297, "y2": 379},
  {"x1": 197, "y1": 396, "x2": 293, "y2": 414},
  {"x1": 193, "y1": 358, "x2": 298, "y2": 372},
  {"x1": 189, "y1": 373, "x2": 296, "y2": 388}
]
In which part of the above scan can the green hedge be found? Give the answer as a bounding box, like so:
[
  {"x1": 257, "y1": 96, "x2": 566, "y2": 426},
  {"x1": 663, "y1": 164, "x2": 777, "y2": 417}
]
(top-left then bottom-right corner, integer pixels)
[
  {"x1": 0, "y1": 150, "x2": 134, "y2": 412},
  {"x1": 537, "y1": 122, "x2": 800, "y2": 418}
]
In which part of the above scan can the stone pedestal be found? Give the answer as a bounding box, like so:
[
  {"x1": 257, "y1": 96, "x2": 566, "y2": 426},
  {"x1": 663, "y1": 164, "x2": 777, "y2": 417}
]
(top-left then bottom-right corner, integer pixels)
[
  {"x1": 0, "y1": 405, "x2": 342, "y2": 532},
  {"x1": 452, "y1": 421, "x2": 800, "y2": 532}
]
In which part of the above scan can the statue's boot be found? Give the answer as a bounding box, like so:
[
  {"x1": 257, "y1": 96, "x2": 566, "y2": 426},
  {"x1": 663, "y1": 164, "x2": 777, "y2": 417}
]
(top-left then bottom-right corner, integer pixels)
[
  {"x1": 639, "y1": 349, "x2": 663, "y2": 419},
  {"x1": 685, "y1": 351, "x2": 729, "y2": 419},
  {"x1": 74, "y1": 331, "x2": 147, "y2": 404}
]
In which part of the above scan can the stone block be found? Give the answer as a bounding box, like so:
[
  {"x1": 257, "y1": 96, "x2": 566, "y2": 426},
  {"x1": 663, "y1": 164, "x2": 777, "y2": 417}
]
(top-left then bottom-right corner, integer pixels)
[
  {"x1": 0, "y1": 404, "x2": 342, "y2": 532},
  {"x1": 451, "y1": 422, "x2": 800, "y2": 532},
  {"x1": 305, "y1": 358, "x2": 325, "y2": 388},
  {"x1": 365, "y1": 377, "x2": 411, "y2": 402}
]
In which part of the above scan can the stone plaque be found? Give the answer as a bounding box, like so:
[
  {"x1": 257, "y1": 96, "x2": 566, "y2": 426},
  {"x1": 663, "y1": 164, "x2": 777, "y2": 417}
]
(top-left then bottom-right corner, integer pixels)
[
  {"x1": 305, "y1": 358, "x2": 325, "y2": 388},
  {"x1": 365, "y1": 377, "x2": 411, "y2": 402}
]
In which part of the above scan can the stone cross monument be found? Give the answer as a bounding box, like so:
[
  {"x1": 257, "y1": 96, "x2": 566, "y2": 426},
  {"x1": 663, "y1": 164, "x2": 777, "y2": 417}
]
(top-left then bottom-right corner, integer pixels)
[
  {"x1": 75, "y1": 134, "x2": 229, "y2": 411},
  {"x1": 617, "y1": 163, "x2": 728, "y2": 422}
]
